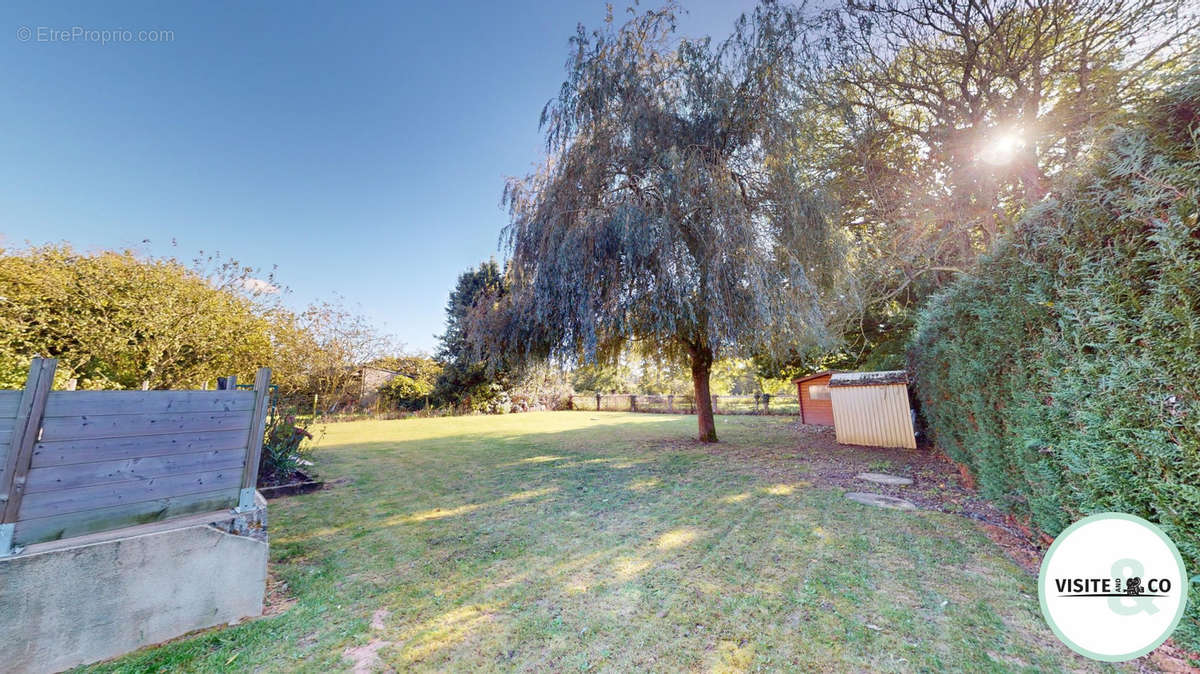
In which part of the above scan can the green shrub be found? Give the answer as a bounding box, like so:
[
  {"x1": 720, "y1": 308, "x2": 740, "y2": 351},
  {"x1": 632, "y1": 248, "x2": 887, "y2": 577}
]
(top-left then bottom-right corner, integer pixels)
[
  {"x1": 259, "y1": 414, "x2": 314, "y2": 485},
  {"x1": 908, "y1": 71, "x2": 1200, "y2": 650},
  {"x1": 379, "y1": 374, "x2": 433, "y2": 411}
]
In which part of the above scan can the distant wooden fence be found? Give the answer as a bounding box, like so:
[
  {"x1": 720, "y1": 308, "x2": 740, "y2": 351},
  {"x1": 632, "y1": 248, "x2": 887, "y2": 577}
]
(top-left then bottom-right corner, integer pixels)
[
  {"x1": 0, "y1": 358, "x2": 271, "y2": 554},
  {"x1": 568, "y1": 393, "x2": 801, "y2": 416}
]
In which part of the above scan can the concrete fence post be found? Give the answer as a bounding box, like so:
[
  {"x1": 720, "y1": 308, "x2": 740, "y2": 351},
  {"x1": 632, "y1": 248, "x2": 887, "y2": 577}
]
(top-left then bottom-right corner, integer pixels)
[
  {"x1": 595, "y1": 393, "x2": 601, "y2": 411},
  {"x1": 630, "y1": 395, "x2": 637, "y2": 412},
  {"x1": 667, "y1": 394, "x2": 674, "y2": 413}
]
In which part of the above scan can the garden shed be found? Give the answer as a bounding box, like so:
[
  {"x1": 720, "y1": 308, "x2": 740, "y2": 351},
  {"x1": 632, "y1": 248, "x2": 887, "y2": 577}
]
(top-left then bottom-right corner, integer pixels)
[
  {"x1": 793, "y1": 371, "x2": 837, "y2": 426},
  {"x1": 828, "y1": 370, "x2": 917, "y2": 449}
]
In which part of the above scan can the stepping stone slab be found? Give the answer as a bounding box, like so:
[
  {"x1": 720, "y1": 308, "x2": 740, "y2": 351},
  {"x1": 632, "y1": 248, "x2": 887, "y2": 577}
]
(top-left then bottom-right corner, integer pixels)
[
  {"x1": 856, "y1": 472, "x2": 913, "y2": 486},
  {"x1": 845, "y1": 492, "x2": 918, "y2": 510}
]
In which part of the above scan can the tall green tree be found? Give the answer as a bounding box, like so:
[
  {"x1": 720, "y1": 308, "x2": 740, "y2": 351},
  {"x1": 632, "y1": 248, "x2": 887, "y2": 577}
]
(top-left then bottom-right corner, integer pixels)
[
  {"x1": 751, "y1": 0, "x2": 1199, "y2": 374},
  {"x1": 803, "y1": 0, "x2": 1199, "y2": 311},
  {"x1": 477, "y1": 3, "x2": 843, "y2": 441},
  {"x1": 434, "y1": 260, "x2": 510, "y2": 410}
]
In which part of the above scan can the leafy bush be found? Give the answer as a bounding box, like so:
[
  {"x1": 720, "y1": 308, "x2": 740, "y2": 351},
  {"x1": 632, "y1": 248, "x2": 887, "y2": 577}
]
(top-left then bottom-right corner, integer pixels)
[
  {"x1": 479, "y1": 383, "x2": 512, "y2": 414},
  {"x1": 379, "y1": 374, "x2": 433, "y2": 411},
  {"x1": 259, "y1": 414, "x2": 314, "y2": 485},
  {"x1": 0, "y1": 245, "x2": 272, "y2": 389},
  {"x1": 508, "y1": 365, "x2": 573, "y2": 411},
  {"x1": 908, "y1": 72, "x2": 1200, "y2": 650}
]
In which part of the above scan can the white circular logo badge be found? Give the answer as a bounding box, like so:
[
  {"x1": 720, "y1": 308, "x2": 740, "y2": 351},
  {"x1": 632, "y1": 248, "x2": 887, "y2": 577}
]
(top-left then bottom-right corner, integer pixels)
[{"x1": 1039, "y1": 512, "x2": 1188, "y2": 661}]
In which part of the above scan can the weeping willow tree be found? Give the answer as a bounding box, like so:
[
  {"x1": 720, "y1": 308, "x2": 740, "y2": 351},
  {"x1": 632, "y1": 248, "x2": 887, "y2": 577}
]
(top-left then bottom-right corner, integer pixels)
[{"x1": 478, "y1": 2, "x2": 845, "y2": 442}]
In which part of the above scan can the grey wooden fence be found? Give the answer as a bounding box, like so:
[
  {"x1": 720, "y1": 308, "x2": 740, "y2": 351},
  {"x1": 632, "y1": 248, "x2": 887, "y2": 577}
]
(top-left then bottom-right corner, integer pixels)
[{"x1": 0, "y1": 358, "x2": 271, "y2": 555}]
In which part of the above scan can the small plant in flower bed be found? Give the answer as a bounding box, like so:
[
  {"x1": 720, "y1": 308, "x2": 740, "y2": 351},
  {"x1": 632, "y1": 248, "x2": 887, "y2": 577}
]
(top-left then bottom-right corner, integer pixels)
[{"x1": 258, "y1": 414, "x2": 315, "y2": 486}]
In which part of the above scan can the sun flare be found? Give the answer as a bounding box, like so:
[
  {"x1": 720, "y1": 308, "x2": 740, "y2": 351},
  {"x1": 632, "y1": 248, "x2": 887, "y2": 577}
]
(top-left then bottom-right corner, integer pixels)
[{"x1": 980, "y1": 130, "x2": 1025, "y2": 165}]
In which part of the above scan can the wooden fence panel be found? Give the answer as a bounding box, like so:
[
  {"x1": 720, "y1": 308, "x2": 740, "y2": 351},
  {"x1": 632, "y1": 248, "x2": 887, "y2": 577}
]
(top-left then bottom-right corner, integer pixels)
[
  {"x1": 13, "y1": 489, "x2": 241, "y2": 545},
  {"x1": 0, "y1": 360, "x2": 272, "y2": 552},
  {"x1": 24, "y1": 447, "x2": 247, "y2": 493},
  {"x1": 31, "y1": 429, "x2": 250, "y2": 468},
  {"x1": 39, "y1": 410, "x2": 253, "y2": 442},
  {"x1": 1, "y1": 359, "x2": 57, "y2": 528},
  {"x1": 0, "y1": 388, "x2": 25, "y2": 530},
  {"x1": 41, "y1": 390, "x2": 255, "y2": 417},
  {"x1": 0, "y1": 391, "x2": 22, "y2": 491},
  {"x1": 19, "y1": 468, "x2": 242, "y2": 520},
  {"x1": 0, "y1": 391, "x2": 22, "y2": 417}
]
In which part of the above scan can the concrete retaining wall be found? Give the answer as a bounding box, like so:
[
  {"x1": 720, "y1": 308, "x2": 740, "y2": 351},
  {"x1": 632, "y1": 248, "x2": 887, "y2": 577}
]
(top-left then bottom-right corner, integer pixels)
[{"x1": 0, "y1": 511, "x2": 267, "y2": 673}]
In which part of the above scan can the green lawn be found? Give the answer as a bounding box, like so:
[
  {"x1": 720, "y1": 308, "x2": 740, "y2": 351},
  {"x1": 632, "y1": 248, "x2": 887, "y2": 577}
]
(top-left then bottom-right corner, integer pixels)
[{"x1": 91, "y1": 412, "x2": 1117, "y2": 672}]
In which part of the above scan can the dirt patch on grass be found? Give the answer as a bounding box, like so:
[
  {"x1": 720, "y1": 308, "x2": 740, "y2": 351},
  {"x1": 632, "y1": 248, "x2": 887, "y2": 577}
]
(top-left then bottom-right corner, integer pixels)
[
  {"x1": 714, "y1": 425, "x2": 1029, "y2": 531},
  {"x1": 1148, "y1": 641, "x2": 1200, "y2": 673},
  {"x1": 370, "y1": 609, "x2": 391, "y2": 630},
  {"x1": 727, "y1": 423, "x2": 1200, "y2": 672},
  {"x1": 975, "y1": 522, "x2": 1042, "y2": 575},
  {"x1": 342, "y1": 609, "x2": 395, "y2": 673},
  {"x1": 262, "y1": 571, "x2": 297, "y2": 617},
  {"x1": 343, "y1": 639, "x2": 393, "y2": 674}
]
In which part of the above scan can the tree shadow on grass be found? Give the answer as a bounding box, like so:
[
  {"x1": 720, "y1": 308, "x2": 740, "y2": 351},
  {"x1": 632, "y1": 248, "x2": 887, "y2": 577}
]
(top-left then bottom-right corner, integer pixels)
[{"x1": 260, "y1": 414, "x2": 1115, "y2": 672}]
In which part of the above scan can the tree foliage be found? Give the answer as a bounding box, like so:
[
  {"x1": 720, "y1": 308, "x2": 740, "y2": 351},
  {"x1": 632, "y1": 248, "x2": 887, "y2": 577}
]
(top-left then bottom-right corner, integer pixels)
[
  {"x1": 269, "y1": 298, "x2": 394, "y2": 407},
  {"x1": 0, "y1": 245, "x2": 272, "y2": 389},
  {"x1": 479, "y1": 2, "x2": 845, "y2": 441},
  {"x1": 506, "y1": 362, "x2": 574, "y2": 412},
  {"x1": 908, "y1": 70, "x2": 1200, "y2": 649},
  {"x1": 803, "y1": 0, "x2": 1199, "y2": 312},
  {"x1": 0, "y1": 244, "x2": 396, "y2": 411},
  {"x1": 371, "y1": 354, "x2": 442, "y2": 385},
  {"x1": 434, "y1": 260, "x2": 511, "y2": 411},
  {"x1": 379, "y1": 374, "x2": 434, "y2": 411},
  {"x1": 375, "y1": 354, "x2": 442, "y2": 411},
  {"x1": 740, "y1": 0, "x2": 1200, "y2": 378},
  {"x1": 570, "y1": 362, "x2": 634, "y2": 394}
]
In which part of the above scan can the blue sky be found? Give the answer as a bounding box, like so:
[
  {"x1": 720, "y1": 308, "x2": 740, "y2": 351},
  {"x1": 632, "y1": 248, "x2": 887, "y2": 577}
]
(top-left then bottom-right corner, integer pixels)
[{"x1": 0, "y1": 1, "x2": 757, "y2": 353}]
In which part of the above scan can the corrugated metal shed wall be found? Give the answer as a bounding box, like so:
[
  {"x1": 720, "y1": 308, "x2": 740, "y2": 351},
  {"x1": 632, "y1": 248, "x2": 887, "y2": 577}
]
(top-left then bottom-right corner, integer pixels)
[{"x1": 830, "y1": 383, "x2": 917, "y2": 449}]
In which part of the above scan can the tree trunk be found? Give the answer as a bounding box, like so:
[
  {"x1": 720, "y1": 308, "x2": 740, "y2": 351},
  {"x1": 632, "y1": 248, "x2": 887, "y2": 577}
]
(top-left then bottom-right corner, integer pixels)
[{"x1": 689, "y1": 344, "x2": 717, "y2": 443}]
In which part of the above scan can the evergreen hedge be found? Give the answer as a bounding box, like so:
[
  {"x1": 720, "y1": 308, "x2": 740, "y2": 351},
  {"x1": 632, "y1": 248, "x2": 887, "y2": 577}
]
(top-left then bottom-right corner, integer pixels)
[{"x1": 908, "y1": 72, "x2": 1200, "y2": 651}]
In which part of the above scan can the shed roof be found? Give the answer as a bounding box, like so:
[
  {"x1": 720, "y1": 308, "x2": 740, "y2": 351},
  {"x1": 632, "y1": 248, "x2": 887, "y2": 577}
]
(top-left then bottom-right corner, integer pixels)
[
  {"x1": 828, "y1": 370, "x2": 908, "y2": 387},
  {"x1": 792, "y1": 370, "x2": 838, "y2": 384}
]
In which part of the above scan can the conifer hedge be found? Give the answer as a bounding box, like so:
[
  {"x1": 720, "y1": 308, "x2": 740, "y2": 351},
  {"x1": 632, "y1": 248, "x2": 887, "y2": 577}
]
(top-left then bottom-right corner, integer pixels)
[{"x1": 908, "y1": 72, "x2": 1200, "y2": 651}]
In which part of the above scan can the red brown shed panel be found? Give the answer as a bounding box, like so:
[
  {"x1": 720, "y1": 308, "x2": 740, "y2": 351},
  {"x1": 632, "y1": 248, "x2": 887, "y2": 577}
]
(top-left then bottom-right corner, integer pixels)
[{"x1": 794, "y1": 371, "x2": 836, "y2": 426}]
